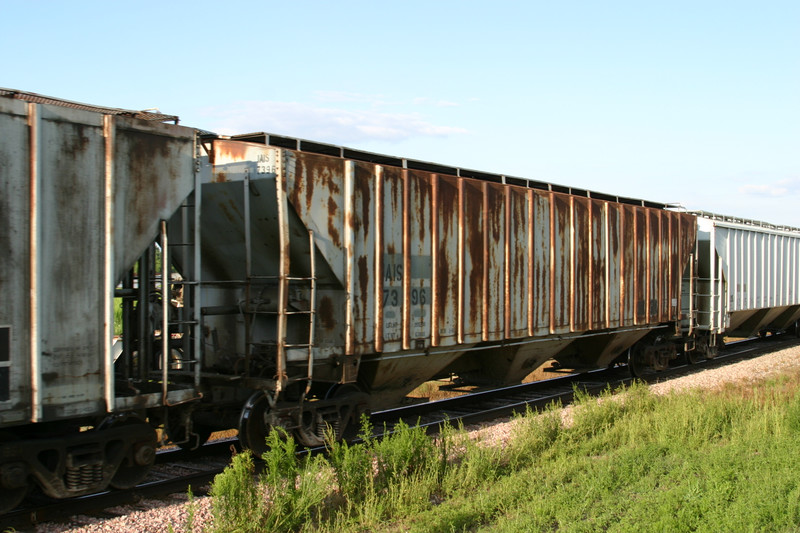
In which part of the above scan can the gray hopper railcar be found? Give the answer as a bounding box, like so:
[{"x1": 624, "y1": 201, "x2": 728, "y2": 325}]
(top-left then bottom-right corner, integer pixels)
[
  {"x1": 688, "y1": 212, "x2": 800, "y2": 358},
  {"x1": 1, "y1": 89, "x2": 799, "y2": 513}
]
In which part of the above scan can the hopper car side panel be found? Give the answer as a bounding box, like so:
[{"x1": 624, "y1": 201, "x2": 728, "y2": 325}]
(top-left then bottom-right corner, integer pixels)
[
  {"x1": 203, "y1": 137, "x2": 696, "y2": 409},
  {"x1": 697, "y1": 215, "x2": 800, "y2": 338},
  {"x1": 0, "y1": 99, "x2": 198, "y2": 428},
  {"x1": 0, "y1": 98, "x2": 32, "y2": 424},
  {"x1": 0, "y1": 92, "x2": 198, "y2": 505},
  {"x1": 0, "y1": 100, "x2": 111, "y2": 423}
]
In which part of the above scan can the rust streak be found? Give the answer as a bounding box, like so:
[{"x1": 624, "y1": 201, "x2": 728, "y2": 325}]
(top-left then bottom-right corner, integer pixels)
[
  {"x1": 457, "y1": 178, "x2": 465, "y2": 343},
  {"x1": 527, "y1": 190, "x2": 535, "y2": 336},
  {"x1": 437, "y1": 176, "x2": 458, "y2": 344},
  {"x1": 374, "y1": 166, "x2": 384, "y2": 352},
  {"x1": 482, "y1": 182, "x2": 489, "y2": 341},
  {"x1": 328, "y1": 195, "x2": 341, "y2": 247},
  {"x1": 402, "y1": 169, "x2": 410, "y2": 350},
  {"x1": 431, "y1": 174, "x2": 439, "y2": 346},
  {"x1": 504, "y1": 186, "x2": 511, "y2": 339},
  {"x1": 548, "y1": 192, "x2": 554, "y2": 334}
]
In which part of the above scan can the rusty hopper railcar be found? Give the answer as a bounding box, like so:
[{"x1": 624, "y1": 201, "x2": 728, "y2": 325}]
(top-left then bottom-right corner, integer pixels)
[
  {"x1": 0, "y1": 90, "x2": 198, "y2": 512},
  {"x1": 189, "y1": 132, "x2": 697, "y2": 451}
]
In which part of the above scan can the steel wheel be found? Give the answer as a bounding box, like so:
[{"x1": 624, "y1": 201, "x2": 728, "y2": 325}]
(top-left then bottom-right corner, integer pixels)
[
  {"x1": 238, "y1": 392, "x2": 272, "y2": 458},
  {"x1": 0, "y1": 433, "x2": 29, "y2": 514},
  {"x1": 627, "y1": 345, "x2": 648, "y2": 378}
]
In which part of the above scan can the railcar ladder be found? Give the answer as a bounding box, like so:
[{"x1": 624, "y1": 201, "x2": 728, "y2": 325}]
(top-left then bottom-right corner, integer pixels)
[
  {"x1": 158, "y1": 191, "x2": 203, "y2": 397},
  {"x1": 243, "y1": 230, "x2": 317, "y2": 395},
  {"x1": 281, "y1": 229, "x2": 317, "y2": 395},
  {"x1": 240, "y1": 169, "x2": 316, "y2": 395}
]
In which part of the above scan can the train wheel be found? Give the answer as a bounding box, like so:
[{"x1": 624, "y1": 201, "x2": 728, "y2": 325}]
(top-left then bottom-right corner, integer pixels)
[
  {"x1": 108, "y1": 418, "x2": 158, "y2": 490},
  {"x1": 0, "y1": 433, "x2": 29, "y2": 514},
  {"x1": 627, "y1": 345, "x2": 648, "y2": 378},
  {"x1": 238, "y1": 392, "x2": 272, "y2": 458},
  {"x1": 0, "y1": 469, "x2": 28, "y2": 515},
  {"x1": 686, "y1": 348, "x2": 702, "y2": 364}
]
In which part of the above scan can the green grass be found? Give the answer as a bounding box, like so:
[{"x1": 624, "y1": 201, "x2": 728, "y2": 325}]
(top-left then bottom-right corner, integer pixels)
[
  {"x1": 203, "y1": 372, "x2": 800, "y2": 532},
  {"x1": 113, "y1": 297, "x2": 123, "y2": 336}
]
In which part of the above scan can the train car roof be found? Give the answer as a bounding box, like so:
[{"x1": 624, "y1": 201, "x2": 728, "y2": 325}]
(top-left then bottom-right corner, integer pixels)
[
  {"x1": 0, "y1": 88, "x2": 180, "y2": 124},
  {"x1": 693, "y1": 211, "x2": 800, "y2": 234},
  {"x1": 226, "y1": 131, "x2": 674, "y2": 210}
]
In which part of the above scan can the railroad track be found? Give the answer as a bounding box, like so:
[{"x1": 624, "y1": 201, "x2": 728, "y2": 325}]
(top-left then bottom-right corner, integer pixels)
[
  {"x1": 5, "y1": 335, "x2": 796, "y2": 531},
  {"x1": 371, "y1": 334, "x2": 799, "y2": 434}
]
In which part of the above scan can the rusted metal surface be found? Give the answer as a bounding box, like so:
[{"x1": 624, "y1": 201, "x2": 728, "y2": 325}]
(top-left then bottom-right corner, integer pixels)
[
  {"x1": 0, "y1": 97, "x2": 195, "y2": 427},
  {"x1": 507, "y1": 187, "x2": 529, "y2": 338},
  {"x1": 202, "y1": 134, "x2": 698, "y2": 399},
  {"x1": 462, "y1": 180, "x2": 485, "y2": 343},
  {"x1": 435, "y1": 175, "x2": 460, "y2": 345},
  {"x1": 380, "y1": 166, "x2": 405, "y2": 351},
  {"x1": 113, "y1": 117, "x2": 196, "y2": 282}
]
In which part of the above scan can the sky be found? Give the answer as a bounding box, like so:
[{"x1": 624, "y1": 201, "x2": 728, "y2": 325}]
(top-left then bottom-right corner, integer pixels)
[{"x1": 3, "y1": 1, "x2": 798, "y2": 225}]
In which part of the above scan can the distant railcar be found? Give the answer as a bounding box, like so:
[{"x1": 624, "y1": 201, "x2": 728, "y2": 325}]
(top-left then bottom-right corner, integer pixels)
[
  {"x1": 1, "y1": 89, "x2": 799, "y2": 514},
  {"x1": 689, "y1": 213, "x2": 800, "y2": 358}
]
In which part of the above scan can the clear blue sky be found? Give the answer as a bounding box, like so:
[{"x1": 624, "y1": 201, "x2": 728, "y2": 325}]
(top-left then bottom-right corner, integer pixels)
[{"x1": 3, "y1": 1, "x2": 798, "y2": 225}]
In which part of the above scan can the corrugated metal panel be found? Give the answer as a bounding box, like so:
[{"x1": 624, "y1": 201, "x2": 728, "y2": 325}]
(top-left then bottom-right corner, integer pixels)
[
  {"x1": 507, "y1": 187, "x2": 529, "y2": 337},
  {"x1": 285, "y1": 153, "x2": 696, "y2": 354},
  {"x1": 589, "y1": 200, "x2": 607, "y2": 329},
  {"x1": 699, "y1": 214, "x2": 800, "y2": 336},
  {"x1": 406, "y1": 171, "x2": 433, "y2": 347},
  {"x1": 462, "y1": 180, "x2": 484, "y2": 343},
  {"x1": 203, "y1": 135, "x2": 697, "y2": 400},
  {"x1": 434, "y1": 175, "x2": 460, "y2": 345},
  {"x1": 529, "y1": 191, "x2": 548, "y2": 335},
  {"x1": 380, "y1": 166, "x2": 404, "y2": 351},
  {"x1": 606, "y1": 204, "x2": 621, "y2": 328}
]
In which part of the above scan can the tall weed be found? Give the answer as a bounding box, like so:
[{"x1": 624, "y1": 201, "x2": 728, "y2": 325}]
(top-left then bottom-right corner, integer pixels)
[
  {"x1": 210, "y1": 451, "x2": 262, "y2": 533},
  {"x1": 507, "y1": 402, "x2": 562, "y2": 467},
  {"x1": 372, "y1": 419, "x2": 438, "y2": 489},
  {"x1": 259, "y1": 429, "x2": 332, "y2": 531},
  {"x1": 440, "y1": 428, "x2": 502, "y2": 497},
  {"x1": 326, "y1": 417, "x2": 375, "y2": 506}
]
